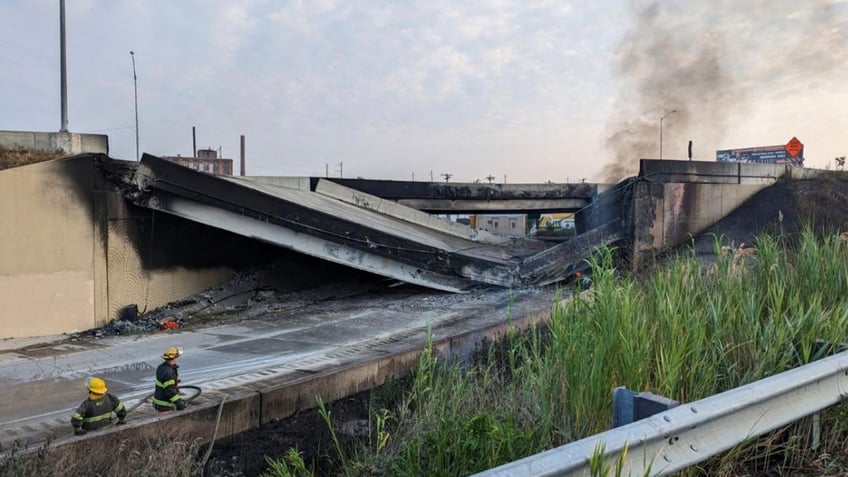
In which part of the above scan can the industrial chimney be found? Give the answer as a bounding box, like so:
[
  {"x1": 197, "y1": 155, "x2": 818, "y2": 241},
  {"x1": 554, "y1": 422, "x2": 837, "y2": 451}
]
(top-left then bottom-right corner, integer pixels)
[{"x1": 240, "y1": 135, "x2": 246, "y2": 176}]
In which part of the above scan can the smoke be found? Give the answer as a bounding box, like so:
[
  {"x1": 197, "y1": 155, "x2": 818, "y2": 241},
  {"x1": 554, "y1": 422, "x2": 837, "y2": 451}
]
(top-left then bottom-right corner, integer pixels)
[{"x1": 602, "y1": 0, "x2": 848, "y2": 182}]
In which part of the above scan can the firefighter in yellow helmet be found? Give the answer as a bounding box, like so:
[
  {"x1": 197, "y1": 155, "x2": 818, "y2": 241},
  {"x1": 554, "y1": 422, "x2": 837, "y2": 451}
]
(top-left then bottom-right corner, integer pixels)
[
  {"x1": 71, "y1": 377, "x2": 127, "y2": 435},
  {"x1": 153, "y1": 346, "x2": 186, "y2": 412}
]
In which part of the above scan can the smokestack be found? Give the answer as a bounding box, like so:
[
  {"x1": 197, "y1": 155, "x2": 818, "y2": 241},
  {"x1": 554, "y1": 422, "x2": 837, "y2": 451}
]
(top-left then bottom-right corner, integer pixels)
[
  {"x1": 240, "y1": 135, "x2": 246, "y2": 176},
  {"x1": 192, "y1": 126, "x2": 197, "y2": 157}
]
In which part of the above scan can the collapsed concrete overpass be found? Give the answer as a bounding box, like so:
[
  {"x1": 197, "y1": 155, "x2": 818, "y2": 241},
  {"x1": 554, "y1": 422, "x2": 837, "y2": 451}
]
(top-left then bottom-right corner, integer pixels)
[
  {"x1": 128, "y1": 154, "x2": 621, "y2": 291},
  {"x1": 0, "y1": 152, "x2": 823, "y2": 339}
]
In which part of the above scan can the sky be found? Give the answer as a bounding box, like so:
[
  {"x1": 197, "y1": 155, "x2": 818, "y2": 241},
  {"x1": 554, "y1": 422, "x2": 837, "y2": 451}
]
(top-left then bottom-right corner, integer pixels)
[{"x1": 1, "y1": 0, "x2": 846, "y2": 183}]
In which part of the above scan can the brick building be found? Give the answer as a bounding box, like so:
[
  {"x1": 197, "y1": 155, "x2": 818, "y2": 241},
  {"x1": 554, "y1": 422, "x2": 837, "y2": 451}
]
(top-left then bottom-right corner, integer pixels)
[{"x1": 165, "y1": 148, "x2": 233, "y2": 176}]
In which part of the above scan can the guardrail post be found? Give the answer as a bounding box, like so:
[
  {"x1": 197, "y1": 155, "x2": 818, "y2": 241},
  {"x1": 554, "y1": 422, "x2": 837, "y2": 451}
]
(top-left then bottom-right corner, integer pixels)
[{"x1": 613, "y1": 387, "x2": 679, "y2": 428}]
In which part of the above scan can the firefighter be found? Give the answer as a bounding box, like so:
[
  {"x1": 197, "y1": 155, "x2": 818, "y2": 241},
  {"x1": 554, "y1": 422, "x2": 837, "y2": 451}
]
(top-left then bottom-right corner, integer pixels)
[
  {"x1": 153, "y1": 346, "x2": 187, "y2": 412},
  {"x1": 71, "y1": 377, "x2": 127, "y2": 435}
]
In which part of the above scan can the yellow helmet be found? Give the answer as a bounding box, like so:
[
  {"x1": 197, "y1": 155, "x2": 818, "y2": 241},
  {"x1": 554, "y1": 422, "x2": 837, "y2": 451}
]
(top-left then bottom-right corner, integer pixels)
[
  {"x1": 162, "y1": 346, "x2": 183, "y2": 360},
  {"x1": 87, "y1": 377, "x2": 107, "y2": 394}
]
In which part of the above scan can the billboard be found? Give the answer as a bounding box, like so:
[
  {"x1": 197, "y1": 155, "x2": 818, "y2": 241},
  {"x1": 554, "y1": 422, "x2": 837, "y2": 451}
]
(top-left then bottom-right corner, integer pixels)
[{"x1": 716, "y1": 139, "x2": 804, "y2": 166}]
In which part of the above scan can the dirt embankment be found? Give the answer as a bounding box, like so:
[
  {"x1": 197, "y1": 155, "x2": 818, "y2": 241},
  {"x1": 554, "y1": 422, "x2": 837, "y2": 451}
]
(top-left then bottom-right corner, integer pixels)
[{"x1": 0, "y1": 146, "x2": 66, "y2": 171}]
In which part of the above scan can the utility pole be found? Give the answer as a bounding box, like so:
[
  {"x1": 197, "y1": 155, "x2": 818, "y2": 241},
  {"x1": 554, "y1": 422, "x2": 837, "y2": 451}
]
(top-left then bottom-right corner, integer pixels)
[
  {"x1": 430, "y1": 170, "x2": 434, "y2": 182},
  {"x1": 59, "y1": 0, "x2": 68, "y2": 132},
  {"x1": 412, "y1": 172, "x2": 415, "y2": 181},
  {"x1": 486, "y1": 174, "x2": 495, "y2": 184},
  {"x1": 325, "y1": 163, "x2": 329, "y2": 178},
  {"x1": 130, "y1": 51, "x2": 139, "y2": 160},
  {"x1": 441, "y1": 173, "x2": 452, "y2": 183},
  {"x1": 336, "y1": 162, "x2": 343, "y2": 178}
]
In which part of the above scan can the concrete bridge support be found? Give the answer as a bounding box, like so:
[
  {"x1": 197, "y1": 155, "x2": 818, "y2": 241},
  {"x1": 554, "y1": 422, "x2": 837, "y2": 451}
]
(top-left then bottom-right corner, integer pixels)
[{"x1": 628, "y1": 160, "x2": 819, "y2": 266}]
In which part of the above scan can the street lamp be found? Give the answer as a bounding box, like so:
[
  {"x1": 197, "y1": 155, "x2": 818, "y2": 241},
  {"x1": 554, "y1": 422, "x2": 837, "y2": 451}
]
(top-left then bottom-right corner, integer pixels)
[
  {"x1": 660, "y1": 109, "x2": 677, "y2": 160},
  {"x1": 130, "y1": 51, "x2": 139, "y2": 161},
  {"x1": 59, "y1": 0, "x2": 68, "y2": 132}
]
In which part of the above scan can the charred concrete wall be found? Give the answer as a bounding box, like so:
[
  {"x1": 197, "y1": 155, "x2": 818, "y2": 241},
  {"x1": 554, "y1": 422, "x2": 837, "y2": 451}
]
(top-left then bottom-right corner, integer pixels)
[
  {"x1": 630, "y1": 160, "x2": 793, "y2": 266},
  {"x1": 0, "y1": 155, "x2": 305, "y2": 338},
  {"x1": 103, "y1": 196, "x2": 235, "y2": 320}
]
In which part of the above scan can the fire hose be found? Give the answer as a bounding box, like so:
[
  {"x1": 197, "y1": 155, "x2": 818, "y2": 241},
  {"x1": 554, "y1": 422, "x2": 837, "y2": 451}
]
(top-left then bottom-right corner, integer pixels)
[
  {"x1": 125, "y1": 384, "x2": 203, "y2": 413},
  {"x1": 121, "y1": 384, "x2": 226, "y2": 470}
]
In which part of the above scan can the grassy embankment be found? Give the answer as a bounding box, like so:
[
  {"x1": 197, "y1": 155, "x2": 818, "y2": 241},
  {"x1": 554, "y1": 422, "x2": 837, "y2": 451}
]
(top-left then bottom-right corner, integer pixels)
[
  {"x1": 0, "y1": 145, "x2": 65, "y2": 171},
  {"x1": 266, "y1": 228, "x2": 848, "y2": 476}
]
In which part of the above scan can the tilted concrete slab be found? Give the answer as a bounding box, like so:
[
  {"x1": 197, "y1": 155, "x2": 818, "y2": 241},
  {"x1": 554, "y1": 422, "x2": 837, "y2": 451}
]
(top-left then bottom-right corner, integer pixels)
[
  {"x1": 230, "y1": 176, "x2": 507, "y2": 245},
  {"x1": 518, "y1": 221, "x2": 626, "y2": 285},
  {"x1": 232, "y1": 175, "x2": 312, "y2": 191},
  {"x1": 313, "y1": 178, "x2": 508, "y2": 245},
  {"x1": 130, "y1": 155, "x2": 564, "y2": 290}
]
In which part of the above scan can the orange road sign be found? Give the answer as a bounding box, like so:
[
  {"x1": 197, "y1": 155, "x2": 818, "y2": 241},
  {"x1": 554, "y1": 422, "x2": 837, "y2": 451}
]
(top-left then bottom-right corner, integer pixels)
[{"x1": 785, "y1": 137, "x2": 803, "y2": 158}]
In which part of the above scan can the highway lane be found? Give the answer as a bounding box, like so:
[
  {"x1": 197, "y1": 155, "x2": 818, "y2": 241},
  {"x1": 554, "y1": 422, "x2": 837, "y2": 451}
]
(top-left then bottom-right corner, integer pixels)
[{"x1": 0, "y1": 285, "x2": 557, "y2": 451}]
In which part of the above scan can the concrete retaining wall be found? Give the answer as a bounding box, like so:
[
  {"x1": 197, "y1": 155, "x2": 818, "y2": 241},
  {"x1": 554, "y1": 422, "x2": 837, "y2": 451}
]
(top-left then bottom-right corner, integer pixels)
[
  {"x1": 0, "y1": 157, "x2": 107, "y2": 336},
  {"x1": 631, "y1": 181, "x2": 771, "y2": 264},
  {"x1": 630, "y1": 160, "x2": 793, "y2": 265},
  {"x1": 0, "y1": 155, "x2": 240, "y2": 338}
]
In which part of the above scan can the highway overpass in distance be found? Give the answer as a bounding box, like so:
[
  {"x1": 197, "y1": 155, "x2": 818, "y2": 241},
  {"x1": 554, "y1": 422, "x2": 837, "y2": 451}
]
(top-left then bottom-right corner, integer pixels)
[{"x1": 312, "y1": 177, "x2": 609, "y2": 214}]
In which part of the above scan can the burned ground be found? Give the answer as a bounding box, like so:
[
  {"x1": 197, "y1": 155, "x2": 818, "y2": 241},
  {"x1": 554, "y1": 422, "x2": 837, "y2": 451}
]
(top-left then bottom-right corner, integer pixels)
[{"x1": 691, "y1": 173, "x2": 848, "y2": 254}]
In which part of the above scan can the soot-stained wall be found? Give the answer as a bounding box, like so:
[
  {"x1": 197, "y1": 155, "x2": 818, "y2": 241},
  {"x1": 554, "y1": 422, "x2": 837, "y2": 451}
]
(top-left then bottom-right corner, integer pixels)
[{"x1": 0, "y1": 154, "x2": 372, "y2": 338}]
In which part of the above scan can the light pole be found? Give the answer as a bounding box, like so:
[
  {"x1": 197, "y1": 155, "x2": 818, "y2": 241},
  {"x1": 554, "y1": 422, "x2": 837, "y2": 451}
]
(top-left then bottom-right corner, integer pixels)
[
  {"x1": 130, "y1": 51, "x2": 139, "y2": 161},
  {"x1": 660, "y1": 109, "x2": 676, "y2": 160},
  {"x1": 59, "y1": 0, "x2": 68, "y2": 132}
]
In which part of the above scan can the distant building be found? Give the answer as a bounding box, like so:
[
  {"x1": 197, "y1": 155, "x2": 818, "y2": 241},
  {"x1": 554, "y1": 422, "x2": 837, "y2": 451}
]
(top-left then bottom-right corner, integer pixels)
[
  {"x1": 471, "y1": 214, "x2": 526, "y2": 237},
  {"x1": 164, "y1": 148, "x2": 234, "y2": 176}
]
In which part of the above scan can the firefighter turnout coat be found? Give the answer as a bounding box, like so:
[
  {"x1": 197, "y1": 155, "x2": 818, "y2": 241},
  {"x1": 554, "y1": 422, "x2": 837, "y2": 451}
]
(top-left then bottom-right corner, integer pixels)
[
  {"x1": 71, "y1": 393, "x2": 127, "y2": 432},
  {"x1": 153, "y1": 361, "x2": 184, "y2": 411}
]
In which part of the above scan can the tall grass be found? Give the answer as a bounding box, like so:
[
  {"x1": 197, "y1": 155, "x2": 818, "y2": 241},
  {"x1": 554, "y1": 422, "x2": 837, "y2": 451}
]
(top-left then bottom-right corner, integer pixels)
[
  {"x1": 0, "y1": 430, "x2": 204, "y2": 477},
  {"x1": 264, "y1": 227, "x2": 848, "y2": 476}
]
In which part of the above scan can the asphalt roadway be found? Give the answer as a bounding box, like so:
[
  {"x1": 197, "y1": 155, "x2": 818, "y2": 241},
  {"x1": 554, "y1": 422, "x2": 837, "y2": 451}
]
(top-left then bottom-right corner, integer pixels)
[{"x1": 0, "y1": 284, "x2": 558, "y2": 453}]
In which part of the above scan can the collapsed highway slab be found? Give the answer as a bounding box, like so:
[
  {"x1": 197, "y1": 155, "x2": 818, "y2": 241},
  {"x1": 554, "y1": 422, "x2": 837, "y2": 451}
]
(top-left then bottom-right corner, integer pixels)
[{"x1": 127, "y1": 154, "x2": 601, "y2": 291}]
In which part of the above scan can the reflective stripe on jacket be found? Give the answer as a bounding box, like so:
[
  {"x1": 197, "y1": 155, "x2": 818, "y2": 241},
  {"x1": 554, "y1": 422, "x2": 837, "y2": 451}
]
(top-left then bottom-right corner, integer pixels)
[
  {"x1": 153, "y1": 361, "x2": 180, "y2": 410},
  {"x1": 70, "y1": 393, "x2": 127, "y2": 431}
]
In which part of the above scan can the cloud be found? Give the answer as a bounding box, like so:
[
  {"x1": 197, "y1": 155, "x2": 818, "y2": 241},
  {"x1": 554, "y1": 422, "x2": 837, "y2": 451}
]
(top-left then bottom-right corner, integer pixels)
[{"x1": 6, "y1": 1, "x2": 842, "y2": 184}]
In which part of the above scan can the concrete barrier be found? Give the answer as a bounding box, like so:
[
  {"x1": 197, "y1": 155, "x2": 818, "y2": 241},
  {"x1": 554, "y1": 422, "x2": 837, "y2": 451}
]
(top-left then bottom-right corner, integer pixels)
[{"x1": 0, "y1": 130, "x2": 108, "y2": 155}]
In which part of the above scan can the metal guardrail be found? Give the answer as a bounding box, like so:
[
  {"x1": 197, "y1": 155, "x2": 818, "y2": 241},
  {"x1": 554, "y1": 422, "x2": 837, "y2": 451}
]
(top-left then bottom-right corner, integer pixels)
[{"x1": 473, "y1": 351, "x2": 848, "y2": 477}]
